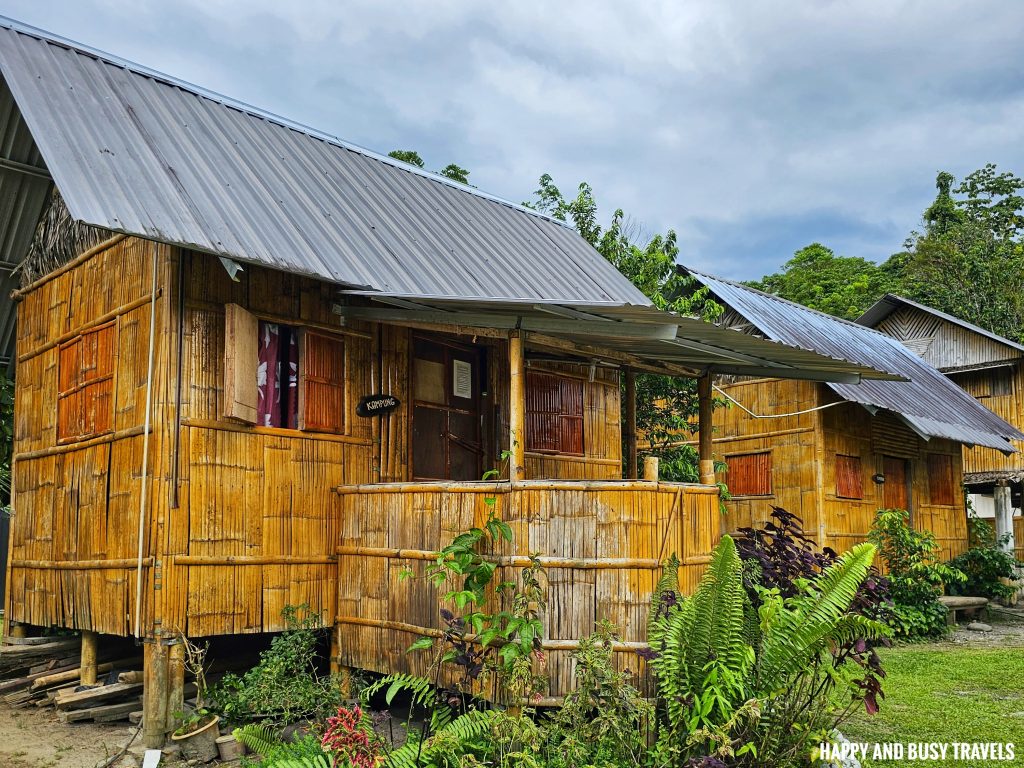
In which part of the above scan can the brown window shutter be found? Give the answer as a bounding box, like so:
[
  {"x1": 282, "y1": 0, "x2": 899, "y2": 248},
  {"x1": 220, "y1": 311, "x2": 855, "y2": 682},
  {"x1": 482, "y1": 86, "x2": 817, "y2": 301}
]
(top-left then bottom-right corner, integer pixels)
[
  {"x1": 835, "y1": 454, "x2": 863, "y2": 499},
  {"x1": 299, "y1": 330, "x2": 346, "y2": 433},
  {"x1": 223, "y1": 303, "x2": 258, "y2": 424},
  {"x1": 927, "y1": 453, "x2": 956, "y2": 506},
  {"x1": 526, "y1": 372, "x2": 583, "y2": 455},
  {"x1": 57, "y1": 322, "x2": 115, "y2": 442},
  {"x1": 726, "y1": 452, "x2": 772, "y2": 496}
]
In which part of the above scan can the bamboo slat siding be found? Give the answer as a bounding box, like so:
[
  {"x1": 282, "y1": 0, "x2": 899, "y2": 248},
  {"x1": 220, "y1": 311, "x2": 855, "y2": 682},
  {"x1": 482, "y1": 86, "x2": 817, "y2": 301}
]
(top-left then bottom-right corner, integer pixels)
[
  {"x1": 955, "y1": 366, "x2": 1024, "y2": 476},
  {"x1": 712, "y1": 379, "x2": 968, "y2": 560},
  {"x1": 334, "y1": 481, "x2": 719, "y2": 700},
  {"x1": 11, "y1": 238, "x2": 164, "y2": 634}
]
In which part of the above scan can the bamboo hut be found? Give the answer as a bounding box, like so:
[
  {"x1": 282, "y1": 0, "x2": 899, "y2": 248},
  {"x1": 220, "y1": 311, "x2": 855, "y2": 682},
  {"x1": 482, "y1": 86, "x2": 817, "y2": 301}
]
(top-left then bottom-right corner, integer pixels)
[
  {"x1": 0, "y1": 19, "x2": 897, "y2": 748},
  {"x1": 860, "y1": 294, "x2": 1024, "y2": 557},
  {"x1": 677, "y1": 270, "x2": 1024, "y2": 559}
]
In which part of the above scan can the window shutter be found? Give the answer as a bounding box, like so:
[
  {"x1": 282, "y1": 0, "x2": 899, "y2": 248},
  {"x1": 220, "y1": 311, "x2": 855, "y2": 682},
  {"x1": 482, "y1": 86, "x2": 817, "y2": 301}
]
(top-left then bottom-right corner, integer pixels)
[
  {"x1": 299, "y1": 331, "x2": 346, "y2": 433},
  {"x1": 223, "y1": 303, "x2": 258, "y2": 424},
  {"x1": 927, "y1": 453, "x2": 956, "y2": 506},
  {"x1": 726, "y1": 452, "x2": 772, "y2": 496},
  {"x1": 835, "y1": 454, "x2": 863, "y2": 499},
  {"x1": 57, "y1": 322, "x2": 114, "y2": 442},
  {"x1": 526, "y1": 372, "x2": 583, "y2": 455}
]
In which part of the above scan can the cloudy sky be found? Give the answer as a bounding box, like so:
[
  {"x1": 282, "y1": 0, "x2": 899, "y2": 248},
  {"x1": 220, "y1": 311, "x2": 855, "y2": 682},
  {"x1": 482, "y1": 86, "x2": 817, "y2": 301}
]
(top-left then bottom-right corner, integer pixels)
[{"x1": 2, "y1": 1, "x2": 1022, "y2": 279}]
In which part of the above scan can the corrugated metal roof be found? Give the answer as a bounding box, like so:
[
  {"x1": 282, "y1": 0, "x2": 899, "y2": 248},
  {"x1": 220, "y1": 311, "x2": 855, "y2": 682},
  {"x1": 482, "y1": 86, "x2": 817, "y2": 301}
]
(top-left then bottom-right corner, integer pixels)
[
  {"x1": 0, "y1": 18, "x2": 649, "y2": 306},
  {"x1": 858, "y1": 293, "x2": 1024, "y2": 357},
  {"x1": 684, "y1": 268, "x2": 1024, "y2": 452},
  {"x1": 337, "y1": 295, "x2": 904, "y2": 383}
]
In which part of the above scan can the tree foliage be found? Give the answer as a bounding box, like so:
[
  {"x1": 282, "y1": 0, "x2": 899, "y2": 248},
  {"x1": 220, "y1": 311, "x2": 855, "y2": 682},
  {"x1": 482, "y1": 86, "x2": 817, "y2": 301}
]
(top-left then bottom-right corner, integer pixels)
[
  {"x1": 387, "y1": 150, "x2": 471, "y2": 185},
  {"x1": 523, "y1": 174, "x2": 722, "y2": 482},
  {"x1": 748, "y1": 243, "x2": 897, "y2": 320}
]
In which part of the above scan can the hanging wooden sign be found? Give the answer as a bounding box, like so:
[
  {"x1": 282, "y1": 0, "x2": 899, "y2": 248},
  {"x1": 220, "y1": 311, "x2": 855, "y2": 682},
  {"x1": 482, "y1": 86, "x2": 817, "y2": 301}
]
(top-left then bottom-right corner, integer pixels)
[{"x1": 356, "y1": 393, "x2": 400, "y2": 417}]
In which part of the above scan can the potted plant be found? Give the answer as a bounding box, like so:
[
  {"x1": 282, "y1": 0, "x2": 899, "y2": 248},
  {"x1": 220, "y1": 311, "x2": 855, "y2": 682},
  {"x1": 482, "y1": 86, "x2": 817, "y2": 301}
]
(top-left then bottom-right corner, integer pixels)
[{"x1": 170, "y1": 634, "x2": 221, "y2": 762}]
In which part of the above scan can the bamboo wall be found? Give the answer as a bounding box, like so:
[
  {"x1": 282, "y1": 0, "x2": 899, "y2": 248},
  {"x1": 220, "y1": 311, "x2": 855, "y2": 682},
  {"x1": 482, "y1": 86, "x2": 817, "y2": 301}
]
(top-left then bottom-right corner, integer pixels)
[
  {"x1": 713, "y1": 378, "x2": 969, "y2": 559},
  {"x1": 334, "y1": 481, "x2": 719, "y2": 700},
  {"x1": 9, "y1": 237, "x2": 169, "y2": 634},
  {"x1": 952, "y1": 365, "x2": 1024, "y2": 477}
]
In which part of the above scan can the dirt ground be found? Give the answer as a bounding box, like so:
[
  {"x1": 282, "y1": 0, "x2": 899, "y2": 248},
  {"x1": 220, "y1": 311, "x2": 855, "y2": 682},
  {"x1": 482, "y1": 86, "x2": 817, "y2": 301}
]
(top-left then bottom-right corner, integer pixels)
[
  {"x1": 0, "y1": 607, "x2": 1021, "y2": 767},
  {"x1": 0, "y1": 703, "x2": 140, "y2": 768}
]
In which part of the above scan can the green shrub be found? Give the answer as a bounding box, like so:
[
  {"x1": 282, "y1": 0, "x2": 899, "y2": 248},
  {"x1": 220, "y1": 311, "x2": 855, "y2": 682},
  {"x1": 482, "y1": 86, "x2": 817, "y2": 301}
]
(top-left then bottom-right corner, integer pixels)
[
  {"x1": 209, "y1": 604, "x2": 341, "y2": 725},
  {"x1": 868, "y1": 508, "x2": 965, "y2": 639},
  {"x1": 947, "y1": 516, "x2": 1020, "y2": 601},
  {"x1": 646, "y1": 534, "x2": 889, "y2": 766}
]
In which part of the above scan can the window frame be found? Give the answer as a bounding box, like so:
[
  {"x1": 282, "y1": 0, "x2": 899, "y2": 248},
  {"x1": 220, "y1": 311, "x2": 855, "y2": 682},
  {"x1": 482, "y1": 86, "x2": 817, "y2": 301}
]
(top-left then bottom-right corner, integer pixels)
[{"x1": 223, "y1": 303, "x2": 349, "y2": 436}]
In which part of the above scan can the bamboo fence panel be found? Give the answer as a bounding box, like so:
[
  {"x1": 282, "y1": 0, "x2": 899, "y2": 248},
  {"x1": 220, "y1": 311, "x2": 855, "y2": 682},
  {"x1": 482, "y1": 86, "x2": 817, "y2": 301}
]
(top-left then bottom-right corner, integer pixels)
[{"x1": 335, "y1": 481, "x2": 719, "y2": 700}]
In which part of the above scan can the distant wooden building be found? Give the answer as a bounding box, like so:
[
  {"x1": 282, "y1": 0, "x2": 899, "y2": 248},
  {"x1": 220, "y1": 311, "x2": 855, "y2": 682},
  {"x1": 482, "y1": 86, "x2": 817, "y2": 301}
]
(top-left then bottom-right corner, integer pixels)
[
  {"x1": 860, "y1": 295, "x2": 1024, "y2": 556},
  {"x1": 0, "y1": 21, "x2": 889, "y2": 748},
  {"x1": 680, "y1": 271, "x2": 1024, "y2": 558}
]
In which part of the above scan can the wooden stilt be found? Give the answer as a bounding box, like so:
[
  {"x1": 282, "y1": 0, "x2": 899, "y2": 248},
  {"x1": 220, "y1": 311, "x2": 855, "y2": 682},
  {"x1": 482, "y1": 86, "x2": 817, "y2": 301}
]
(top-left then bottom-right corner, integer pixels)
[
  {"x1": 697, "y1": 374, "x2": 716, "y2": 485},
  {"x1": 165, "y1": 641, "x2": 184, "y2": 733},
  {"x1": 9, "y1": 623, "x2": 26, "y2": 639},
  {"x1": 143, "y1": 640, "x2": 169, "y2": 749},
  {"x1": 80, "y1": 630, "x2": 99, "y2": 686},
  {"x1": 624, "y1": 368, "x2": 638, "y2": 479},
  {"x1": 509, "y1": 331, "x2": 526, "y2": 482}
]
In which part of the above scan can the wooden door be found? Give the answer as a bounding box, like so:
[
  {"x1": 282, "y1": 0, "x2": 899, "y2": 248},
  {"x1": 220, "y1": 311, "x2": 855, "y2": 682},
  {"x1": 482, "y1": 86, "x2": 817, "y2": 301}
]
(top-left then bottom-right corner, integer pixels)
[
  {"x1": 882, "y1": 456, "x2": 910, "y2": 512},
  {"x1": 411, "y1": 337, "x2": 484, "y2": 481}
]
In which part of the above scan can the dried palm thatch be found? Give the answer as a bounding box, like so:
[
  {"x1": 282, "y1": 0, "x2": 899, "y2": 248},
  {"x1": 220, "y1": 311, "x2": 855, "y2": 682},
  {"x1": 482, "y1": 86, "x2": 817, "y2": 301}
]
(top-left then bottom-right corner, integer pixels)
[{"x1": 18, "y1": 187, "x2": 112, "y2": 286}]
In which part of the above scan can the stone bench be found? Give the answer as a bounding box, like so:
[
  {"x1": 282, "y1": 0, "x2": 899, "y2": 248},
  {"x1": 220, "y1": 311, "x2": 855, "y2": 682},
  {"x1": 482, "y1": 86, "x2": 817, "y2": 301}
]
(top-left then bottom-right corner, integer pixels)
[{"x1": 938, "y1": 596, "x2": 989, "y2": 625}]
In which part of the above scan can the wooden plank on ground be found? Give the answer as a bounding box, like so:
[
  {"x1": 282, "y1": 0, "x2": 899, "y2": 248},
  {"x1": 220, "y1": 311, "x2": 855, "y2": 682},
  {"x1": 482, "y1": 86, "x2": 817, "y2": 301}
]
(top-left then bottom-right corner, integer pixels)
[
  {"x1": 54, "y1": 682, "x2": 143, "y2": 710},
  {"x1": 59, "y1": 698, "x2": 143, "y2": 724}
]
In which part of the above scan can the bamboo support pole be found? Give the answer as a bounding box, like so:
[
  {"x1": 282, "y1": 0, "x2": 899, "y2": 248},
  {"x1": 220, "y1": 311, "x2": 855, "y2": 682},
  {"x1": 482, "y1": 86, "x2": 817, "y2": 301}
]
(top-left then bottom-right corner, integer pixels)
[
  {"x1": 173, "y1": 555, "x2": 336, "y2": 566},
  {"x1": 625, "y1": 368, "x2": 638, "y2": 479},
  {"x1": 336, "y1": 545, "x2": 663, "y2": 569},
  {"x1": 165, "y1": 642, "x2": 184, "y2": 733},
  {"x1": 143, "y1": 639, "x2": 169, "y2": 749},
  {"x1": 509, "y1": 331, "x2": 526, "y2": 482},
  {"x1": 79, "y1": 631, "x2": 99, "y2": 686},
  {"x1": 697, "y1": 373, "x2": 716, "y2": 485},
  {"x1": 10, "y1": 558, "x2": 154, "y2": 570}
]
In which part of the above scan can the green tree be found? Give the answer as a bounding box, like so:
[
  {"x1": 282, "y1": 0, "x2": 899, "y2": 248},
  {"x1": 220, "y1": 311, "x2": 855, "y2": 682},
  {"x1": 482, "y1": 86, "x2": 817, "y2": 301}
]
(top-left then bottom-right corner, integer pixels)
[
  {"x1": 893, "y1": 164, "x2": 1024, "y2": 341},
  {"x1": 387, "y1": 149, "x2": 425, "y2": 168},
  {"x1": 387, "y1": 150, "x2": 471, "y2": 185},
  {"x1": 523, "y1": 175, "x2": 722, "y2": 483},
  {"x1": 749, "y1": 243, "x2": 896, "y2": 320}
]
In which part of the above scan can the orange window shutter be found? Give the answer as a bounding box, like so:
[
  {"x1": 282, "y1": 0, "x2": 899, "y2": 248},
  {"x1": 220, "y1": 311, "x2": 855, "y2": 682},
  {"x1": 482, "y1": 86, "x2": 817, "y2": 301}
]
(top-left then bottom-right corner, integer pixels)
[
  {"x1": 728, "y1": 452, "x2": 772, "y2": 496},
  {"x1": 299, "y1": 330, "x2": 346, "y2": 433},
  {"x1": 927, "y1": 453, "x2": 956, "y2": 506},
  {"x1": 525, "y1": 372, "x2": 584, "y2": 454},
  {"x1": 223, "y1": 303, "x2": 258, "y2": 424},
  {"x1": 835, "y1": 455, "x2": 863, "y2": 499}
]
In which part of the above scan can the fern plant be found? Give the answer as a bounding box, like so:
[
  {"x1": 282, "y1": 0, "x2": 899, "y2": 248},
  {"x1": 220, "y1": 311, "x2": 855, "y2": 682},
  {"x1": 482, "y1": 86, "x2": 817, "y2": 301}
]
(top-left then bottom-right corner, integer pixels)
[{"x1": 648, "y1": 535, "x2": 890, "y2": 766}]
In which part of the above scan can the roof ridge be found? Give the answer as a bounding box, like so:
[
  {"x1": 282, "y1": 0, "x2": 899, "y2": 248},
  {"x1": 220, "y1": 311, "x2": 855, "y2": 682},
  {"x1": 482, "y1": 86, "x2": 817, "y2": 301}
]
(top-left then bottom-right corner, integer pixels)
[{"x1": 0, "y1": 15, "x2": 572, "y2": 230}]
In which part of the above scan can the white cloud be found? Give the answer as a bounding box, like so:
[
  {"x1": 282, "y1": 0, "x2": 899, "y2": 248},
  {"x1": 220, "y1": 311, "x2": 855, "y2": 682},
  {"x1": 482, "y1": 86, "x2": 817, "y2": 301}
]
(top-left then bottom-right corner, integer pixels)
[{"x1": 2, "y1": 0, "x2": 1022, "y2": 278}]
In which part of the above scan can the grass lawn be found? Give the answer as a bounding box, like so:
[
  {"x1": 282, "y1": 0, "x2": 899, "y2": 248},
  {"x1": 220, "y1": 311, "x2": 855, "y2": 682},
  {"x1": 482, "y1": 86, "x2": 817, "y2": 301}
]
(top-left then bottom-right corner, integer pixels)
[{"x1": 843, "y1": 643, "x2": 1024, "y2": 767}]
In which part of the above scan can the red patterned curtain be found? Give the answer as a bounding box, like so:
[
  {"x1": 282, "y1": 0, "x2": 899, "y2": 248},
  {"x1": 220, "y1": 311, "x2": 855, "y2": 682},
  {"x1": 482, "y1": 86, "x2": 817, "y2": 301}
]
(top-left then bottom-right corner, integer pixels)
[{"x1": 257, "y1": 321, "x2": 299, "y2": 428}]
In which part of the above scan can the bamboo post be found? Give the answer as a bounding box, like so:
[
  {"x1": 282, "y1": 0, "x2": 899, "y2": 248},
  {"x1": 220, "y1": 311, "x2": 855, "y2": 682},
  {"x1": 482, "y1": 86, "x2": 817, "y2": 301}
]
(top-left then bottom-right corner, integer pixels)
[
  {"x1": 8, "y1": 623, "x2": 26, "y2": 639},
  {"x1": 143, "y1": 639, "x2": 170, "y2": 749},
  {"x1": 509, "y1": 331, "x2": 526, "y2": 482},
  {"x1": 994, "y1": 481, "x2": 1014, "y2": 554},
  {"x1": 697, "y1": 374, "x2": 716, "y2": 485},
  {"x1": 165, "y1": 641, "x2": 184, "y2": 733},
  {"x1": 643, "y1": 456, "x2": 659, "y2": 481},
  {"x1": 624, "y1": 368, "x2": 638, "y2": 479},
  {"x1": 80, "y1": 630, "x2": 98, "y2": 686}
]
